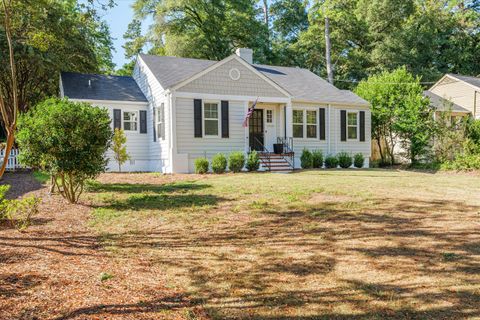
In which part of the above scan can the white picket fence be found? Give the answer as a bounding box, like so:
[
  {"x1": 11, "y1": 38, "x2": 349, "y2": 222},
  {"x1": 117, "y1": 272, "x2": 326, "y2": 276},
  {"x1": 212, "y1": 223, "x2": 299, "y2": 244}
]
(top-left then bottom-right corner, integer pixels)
[{"x1": 0, "y1": 148, "x2": 22, "y2": 171}]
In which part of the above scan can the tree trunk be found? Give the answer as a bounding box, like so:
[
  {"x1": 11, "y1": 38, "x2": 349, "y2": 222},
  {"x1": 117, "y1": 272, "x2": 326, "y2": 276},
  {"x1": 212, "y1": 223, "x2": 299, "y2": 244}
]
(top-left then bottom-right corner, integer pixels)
[
  {"x1": 376, "y1": 137, "x2": 385, "y2": 164},
  {"x1": 262, "y1": 0, "x2": 269, "y2": 26},
  {"x1": 325, "y1": 16, "x2": 334, "y2": 85}
]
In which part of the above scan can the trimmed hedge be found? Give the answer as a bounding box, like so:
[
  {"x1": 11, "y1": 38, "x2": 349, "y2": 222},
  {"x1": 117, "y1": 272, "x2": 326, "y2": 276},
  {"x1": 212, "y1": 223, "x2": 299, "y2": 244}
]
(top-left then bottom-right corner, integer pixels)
[
  {"x1": 354, "y1": 153, "x2": 365, "y2": 168},
  {"x1": 300, "y1": 148, "x2": 313, "y2": 169},
  {"x1": 324, "y1": 155, "x2": 338, "y2": 168},
  {"x1": 194, "y1": 157, "x2": 209, "y2": 174},
  {"x1": 337, "y1": 152, "x2": 352, "y2": 169},
  {"x1": 246, "y1": 150, "x2": 260, "y2": 171},
  {"x1": 212, "y1": 153, "x2": 227, "y2": 174},
  {"x1": 229, "y1": 152, "x2": 245, "y2": 173},
  {"x1": 312, "y1": 150, "x2": 324, "y2": 168}
]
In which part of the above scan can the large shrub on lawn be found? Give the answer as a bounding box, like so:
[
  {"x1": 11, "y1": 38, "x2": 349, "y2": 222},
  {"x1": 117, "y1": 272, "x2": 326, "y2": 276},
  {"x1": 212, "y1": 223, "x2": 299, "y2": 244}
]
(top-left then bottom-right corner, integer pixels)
[
  {"x1": 228, "y1": 152, "x2": 245, "y2": 172},
  {"x1": 16, "y1": 98, "x2": 112, "y2": 203}
]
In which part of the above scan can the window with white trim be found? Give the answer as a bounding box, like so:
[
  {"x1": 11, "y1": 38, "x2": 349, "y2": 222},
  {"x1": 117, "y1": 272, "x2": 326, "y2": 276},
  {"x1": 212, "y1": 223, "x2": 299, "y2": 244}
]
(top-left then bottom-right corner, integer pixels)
[
  {"x1": 306, "y1": 110, "x2": 317, "y2": 138},
  {"x1": 123, "y1": 111, "x2": 138, "y2": 131},
  {"x1": 347, "y1": 112, "x2": 358, "y2": 140},
  {"x1": 156, "y1": 103, "x2": 165, "y2": 140},
  {"x1": 293, "y1": 110, "x2": 304, "y2": 138},
  {"x1": 204, "y1": 102, "x2": 219, "y2": 136},
  {"x1": 266, "y1": 110, "x2": 273, "y2": 123}
]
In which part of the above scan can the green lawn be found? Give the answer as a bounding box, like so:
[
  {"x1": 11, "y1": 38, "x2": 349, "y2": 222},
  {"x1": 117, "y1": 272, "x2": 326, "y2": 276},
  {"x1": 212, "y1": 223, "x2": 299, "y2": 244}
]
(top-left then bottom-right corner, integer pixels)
[{"x1": 85, "y1": 170, "x2": 480, "y2": 319}]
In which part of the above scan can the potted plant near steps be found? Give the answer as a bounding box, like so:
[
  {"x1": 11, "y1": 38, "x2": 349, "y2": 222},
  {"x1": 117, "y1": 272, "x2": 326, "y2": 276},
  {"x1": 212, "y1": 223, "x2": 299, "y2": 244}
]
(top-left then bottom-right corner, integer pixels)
[{"x1": 273, "y1": 143, "x2": 283, "y2": 154}]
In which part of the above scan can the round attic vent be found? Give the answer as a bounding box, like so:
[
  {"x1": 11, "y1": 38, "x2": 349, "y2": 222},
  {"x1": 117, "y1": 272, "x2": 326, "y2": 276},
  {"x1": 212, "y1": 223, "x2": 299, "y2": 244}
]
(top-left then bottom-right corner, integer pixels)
[{"x1": 229, "y1": 68, "x2": 241, "y2": 81}]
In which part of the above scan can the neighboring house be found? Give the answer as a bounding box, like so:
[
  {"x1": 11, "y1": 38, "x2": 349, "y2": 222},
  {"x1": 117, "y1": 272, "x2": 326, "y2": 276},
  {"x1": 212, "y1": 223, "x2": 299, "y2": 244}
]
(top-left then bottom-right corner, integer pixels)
[
  {"x1": 60, "y1": 48, "x2": 371, "y2": 173},
  {"x1": 425, "y1": 74, "x2": 480, "y2": 120}
]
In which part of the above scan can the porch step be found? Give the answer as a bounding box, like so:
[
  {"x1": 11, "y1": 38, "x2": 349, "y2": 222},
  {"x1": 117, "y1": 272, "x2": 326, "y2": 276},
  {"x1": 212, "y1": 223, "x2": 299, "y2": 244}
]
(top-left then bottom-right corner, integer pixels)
[{"x1": 258, "y1": 152, "x2": 294, "y2": 172}]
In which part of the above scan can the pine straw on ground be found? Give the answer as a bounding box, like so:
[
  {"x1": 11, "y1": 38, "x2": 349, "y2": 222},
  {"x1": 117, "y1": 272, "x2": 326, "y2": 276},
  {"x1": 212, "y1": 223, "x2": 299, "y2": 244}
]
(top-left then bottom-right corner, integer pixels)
[
  {"x1": 0, "y1": 172, "x2": 208, "y2": 320},
  {"x1": 1, "y1": 170, "x2": 480, "y2": 320}
]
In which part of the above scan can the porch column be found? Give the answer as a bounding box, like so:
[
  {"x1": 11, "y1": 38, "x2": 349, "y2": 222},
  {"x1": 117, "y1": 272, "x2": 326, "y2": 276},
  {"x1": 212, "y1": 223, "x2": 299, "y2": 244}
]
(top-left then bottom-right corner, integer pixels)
[
  {"x1": 244, "y1": 100, "x2": 250, "y2": 153},
  {"x1": 285, "y1": 101, "x2": 293, "y2": 138}
]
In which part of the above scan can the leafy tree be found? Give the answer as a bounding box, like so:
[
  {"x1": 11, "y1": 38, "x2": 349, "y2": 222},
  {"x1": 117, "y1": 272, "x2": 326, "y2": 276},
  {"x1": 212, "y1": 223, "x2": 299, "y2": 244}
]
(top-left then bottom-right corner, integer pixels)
[
  {"x1": 355, "y1": 67, "x2": 432, "y2": 165},
  {"x1": 16, "y1": 98, "x2": 112, "y2": 203},
  {"x1": 0, "y1": 0, "x2": 114, "y2": 113},
  {"x1": 126, "y1": 0, "x2": 269, "y2": 62},
  {"x1": 112, "y1": 129, "x2": 130, "y2": 172}
]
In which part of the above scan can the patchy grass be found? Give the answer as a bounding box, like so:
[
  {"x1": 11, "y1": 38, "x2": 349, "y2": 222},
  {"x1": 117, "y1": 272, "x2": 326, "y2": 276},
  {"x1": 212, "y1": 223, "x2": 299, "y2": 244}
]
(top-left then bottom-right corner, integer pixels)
[
  {"x1": 32, "y1": 170, "x2": 50, "y2": 184},
  {"x1": 82, "y1": 170, "x2": 480, "y2": 319}
]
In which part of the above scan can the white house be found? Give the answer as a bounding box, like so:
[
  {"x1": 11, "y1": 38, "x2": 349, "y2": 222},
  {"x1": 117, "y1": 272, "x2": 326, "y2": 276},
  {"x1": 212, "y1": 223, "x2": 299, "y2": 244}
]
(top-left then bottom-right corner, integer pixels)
[{"x1": 60, "y1": 48, "x2": 371, "y2": 173}]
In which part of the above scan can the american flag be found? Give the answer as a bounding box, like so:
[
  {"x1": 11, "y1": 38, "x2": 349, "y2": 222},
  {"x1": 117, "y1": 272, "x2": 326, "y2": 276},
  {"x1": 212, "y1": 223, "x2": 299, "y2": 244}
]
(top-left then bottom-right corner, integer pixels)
[{"x1": 242, "y1": 98, "x2": 259, "y2": 127}]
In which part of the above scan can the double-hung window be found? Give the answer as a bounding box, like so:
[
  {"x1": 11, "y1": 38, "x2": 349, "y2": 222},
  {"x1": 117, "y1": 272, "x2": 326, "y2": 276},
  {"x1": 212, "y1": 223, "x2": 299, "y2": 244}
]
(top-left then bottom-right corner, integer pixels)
[
  {"x1": 347, "y1": 112, "x2": 358, "y2": 140},
  {"x1": 204, "y1": 102, "x2": 219, "y2": 136},
  {"x1": 123, "y1": 111, "x2": 138, "y2": 131},
  {"x1": 156, "y1": 103, "x2": 165, "y2": 140},
  {"x1": 306, "y1": 110, "x2": 317, "y2": 138},
  {"x1": 293, "y1": 110, "x2": 304, "y2": 138}
]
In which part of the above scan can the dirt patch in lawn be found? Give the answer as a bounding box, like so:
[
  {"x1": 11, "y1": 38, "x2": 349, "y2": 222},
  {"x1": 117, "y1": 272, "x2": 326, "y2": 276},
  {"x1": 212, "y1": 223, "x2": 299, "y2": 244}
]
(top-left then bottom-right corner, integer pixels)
[
  {"x1": 0, "y1": 173, "x2": 208, "y2": 320},
  {"x1": 307, "y1": 192, "x2": 355, "y2": 204}
]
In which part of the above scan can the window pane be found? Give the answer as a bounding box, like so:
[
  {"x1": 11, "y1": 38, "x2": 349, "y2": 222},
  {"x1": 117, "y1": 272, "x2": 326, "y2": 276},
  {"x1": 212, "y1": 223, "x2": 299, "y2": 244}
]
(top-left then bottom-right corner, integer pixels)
[
  {"x1": 293, "y1": 110, "x2": 303, "y2": 124},
  {"x1": 307, "y1": 125, "x2": 317, "y2": 138},
  {"x1": 124, "y1": 122, "x2": 131, "y2": 131},
  {"x1": 348, "y1": 113, "x2": 357, "y2": 125},
  {"x1": 293, "y1": 124, "x2": 303, "y2": 138},
  {"x1": 307, "y1": 110, "x2": 317, "y2": 124},
  {"x1": 266, "y1": 110, "x2": 273, "y2": 123},
  {"x1": 205, "y1": 119, "x2": 218, "y2": 135},
  {"x1": 348, "y1": 126, "x2": 357, "y2": 139},
  {"x1": 204, "y1": 103, "x2": 218, "y2": 119},
  {"x1": 124, "y1": 112, "x2": 131, "y2": 121}
]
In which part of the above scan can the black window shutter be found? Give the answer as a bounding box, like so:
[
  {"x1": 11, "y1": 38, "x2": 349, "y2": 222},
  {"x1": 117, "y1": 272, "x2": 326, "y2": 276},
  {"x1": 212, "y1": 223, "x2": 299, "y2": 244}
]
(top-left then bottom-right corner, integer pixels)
[
  {"x1": 152, "y1": 108, "x2": 157, "y2": 142},
  {"x1": 194, "y1": 99, "x2": 202, "y2": 138},
  {"x1": 319, "y1": 108, "x2": 326, "y2": 140},
  {"x1": 340, "y1": 110, "x2": 347, "y2": 141},
  {"x1": 113, "y1": 109, "x2": 121, "y2": 130},
  {"x1": 359, "y1": 110, "x2": 366, "y2": 142},
  {"x1": 140, "y1": 110, "x2": 147, "y2": 134},
  {"x1": 221, "y1": 100, "x2": 229, "y2": 138}
]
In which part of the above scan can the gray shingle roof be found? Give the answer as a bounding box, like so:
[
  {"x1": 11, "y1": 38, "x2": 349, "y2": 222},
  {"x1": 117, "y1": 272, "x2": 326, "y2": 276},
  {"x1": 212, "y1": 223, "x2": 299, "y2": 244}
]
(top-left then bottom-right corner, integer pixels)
[
  {"x1": 253, "y1": 64, "x2": 368, "y2": 105},
  {"x1": 448, "y1": 74, "x2": 480, "y2": 89},
  {"x1": 139, "y1": 54, "x2": 216, "y2": 89},
  {"x1": 61, "y1": 72, "x2": 147, "y2": 102},
  {"x1": 423, "y1": 90, "x2": 469, "y2": 113},
  {"x1": 139, "y1": 54, "x2": 368, "y2": 105}
]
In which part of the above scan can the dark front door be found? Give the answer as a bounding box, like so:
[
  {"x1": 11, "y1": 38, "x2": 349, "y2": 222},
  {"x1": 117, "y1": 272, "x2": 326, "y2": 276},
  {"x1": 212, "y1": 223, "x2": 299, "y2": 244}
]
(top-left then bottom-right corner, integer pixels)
[{"x1": 249, "y1": 109, "x2": 264, "y2": 151}]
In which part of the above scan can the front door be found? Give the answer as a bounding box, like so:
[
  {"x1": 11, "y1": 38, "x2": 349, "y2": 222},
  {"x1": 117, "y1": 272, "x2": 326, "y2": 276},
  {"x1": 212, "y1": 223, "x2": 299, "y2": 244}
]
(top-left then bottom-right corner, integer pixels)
[
  {"x1": 249, "y1": 109, "x2": 264, "y2": 151},
  {"x1": 264, "y1": 107, "x2": 276, "y2": 150}
]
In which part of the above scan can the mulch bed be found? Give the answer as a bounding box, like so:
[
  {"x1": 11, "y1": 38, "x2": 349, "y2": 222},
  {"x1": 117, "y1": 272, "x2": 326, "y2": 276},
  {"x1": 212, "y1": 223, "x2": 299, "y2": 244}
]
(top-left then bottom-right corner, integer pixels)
[{"x1": 0, "y1": 173, "x2": 208, "y2": 320}]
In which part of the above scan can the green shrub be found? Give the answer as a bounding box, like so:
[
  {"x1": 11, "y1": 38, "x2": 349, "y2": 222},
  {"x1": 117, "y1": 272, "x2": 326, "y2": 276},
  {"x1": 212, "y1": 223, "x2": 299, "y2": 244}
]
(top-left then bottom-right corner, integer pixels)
[
  {"x1": 337, "y1": 152, "x2": 353, "y2": 168},
  {"x1": 16, "y1": 97, "x2": 112, "y2": 203},
  {"x1": 300, "y1": 149, "x2": 313, "y2": 169},
  {"x1": 211, "y1": 153, "x2": 227, "y2": 174},
  {"x1": 0, "y1": 185, "x2": 40, "y2": 231},
  {"x1": 441, "y1": 154, "x2": 480, "y2": 171},
  {"x1": 312, "y1": 150, "x2": 324, "y2": 168},
  {"x1": 228, "y1": 152, "x2": 245, "y2": 172},
  {"x1": 324, "y1": 155, "x2": 338, "y2": 168},
  {"x1": 194, "y1": 157, "x2": 209, "y2": 174},
  {"x1": 246, "y1": 150, "x2": 260, "y2": 171},
  {"x1": 353, "y1": 153, "x2": 365, "y2": 168}
]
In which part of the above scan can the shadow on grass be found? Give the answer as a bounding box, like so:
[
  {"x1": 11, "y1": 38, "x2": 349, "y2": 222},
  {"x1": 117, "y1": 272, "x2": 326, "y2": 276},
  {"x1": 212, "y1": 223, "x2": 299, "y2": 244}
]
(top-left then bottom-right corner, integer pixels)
[{"x1": 86, "y1": 181, "x2": 211, "y2": 194}]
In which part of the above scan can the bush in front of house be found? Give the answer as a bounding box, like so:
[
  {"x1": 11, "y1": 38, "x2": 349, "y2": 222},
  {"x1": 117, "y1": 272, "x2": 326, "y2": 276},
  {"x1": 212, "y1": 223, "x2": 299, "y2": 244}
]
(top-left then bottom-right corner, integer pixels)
[
  {"x1": 324, "y1": 155, "x2": 339, "y2": 169},
  {"x1": 194, "y1": 157, "x2": 209, "y2": 174},
  {"x1": 228, "y1": 152, "x2": 245, "y2": 172},
  {"x1": 211, "y1": 153, "x2": 227, "y2": 174},
  {"x1": 354, "y1": 153, "x2": 365, "y2": 168},
  {"x1": 16, "y1": 97, "x2": 112, "y2": 204},
  {"x1": 337, "y1": 152, "x2": 353, "y2": 169},
  {"x1": 300, "y1": 148, "x2": 313, "y2": 169},
  {"x1": 246, "y1": 150, "x2": 260, "y2": 171},
  {"x1": 312, "y1": 150, "x2": 324, "y2": 168}
]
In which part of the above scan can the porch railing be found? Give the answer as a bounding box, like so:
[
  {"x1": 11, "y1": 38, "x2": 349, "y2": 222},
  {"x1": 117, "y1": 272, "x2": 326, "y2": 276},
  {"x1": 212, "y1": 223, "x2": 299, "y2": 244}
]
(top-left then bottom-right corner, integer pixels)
[
  {"x1": 277, "y1": 137, "x2": 295, "y2": 169},
  {"x1": 0, "y1": 148, "x2": 22, "y2": 171}
]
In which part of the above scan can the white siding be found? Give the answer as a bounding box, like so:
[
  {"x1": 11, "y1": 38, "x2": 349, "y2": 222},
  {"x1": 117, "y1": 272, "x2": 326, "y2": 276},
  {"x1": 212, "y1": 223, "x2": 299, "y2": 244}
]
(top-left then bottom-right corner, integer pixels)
[
  {"x1": 430, "y1": 79, "x2": 477, "y2": 116},
  {"x1": 291, "y1": 102, "x2": 371, "y2": 168},
  {"x1": 133, "y1": 57, "x2": 170, "y2": 172},
  {"x1": 85, "y1": 101, "x2": 150, "y2": 172},
  {"x1": 175, "y1": 97, "x2": 246, "y2": 172}
]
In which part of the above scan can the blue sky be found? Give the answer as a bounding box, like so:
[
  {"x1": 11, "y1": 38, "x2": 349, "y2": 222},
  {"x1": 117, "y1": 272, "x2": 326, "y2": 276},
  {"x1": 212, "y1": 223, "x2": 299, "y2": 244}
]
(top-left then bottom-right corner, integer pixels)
[{"x1": 95, "y1": 0, "x2": 149, "y2": 69}]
